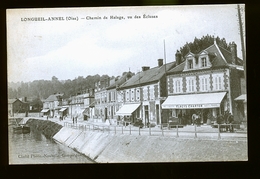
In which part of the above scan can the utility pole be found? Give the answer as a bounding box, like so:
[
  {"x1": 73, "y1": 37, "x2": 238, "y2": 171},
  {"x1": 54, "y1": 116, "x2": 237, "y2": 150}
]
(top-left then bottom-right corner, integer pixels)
[
  {"x1": 237, "y1": 4, "x2": 246, "y2": 87},
  {"x1": 162, "y1": 39, "x2": 168, "y2": 125}
]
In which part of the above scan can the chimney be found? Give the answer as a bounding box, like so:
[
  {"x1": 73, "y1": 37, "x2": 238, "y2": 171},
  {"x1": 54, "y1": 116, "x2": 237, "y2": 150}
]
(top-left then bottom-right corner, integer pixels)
[
  {"x1": 230, "y1": 41, "x2": 237, "y2": 64},
  {"x1": 158, "y1": 59, "x2": 163, "y2": 67},
  {"x1": 175, "y1": 50, "x2": 182, "y2": 65},
  {"x1": 142, "y1": 66, "x2": 150, "y2": 71}
]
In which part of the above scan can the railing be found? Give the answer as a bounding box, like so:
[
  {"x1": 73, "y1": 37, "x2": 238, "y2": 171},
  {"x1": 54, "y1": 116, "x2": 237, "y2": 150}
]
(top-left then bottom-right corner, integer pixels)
[{"x1": 63, "y1": 122, "x2": 246, "y2": 140}]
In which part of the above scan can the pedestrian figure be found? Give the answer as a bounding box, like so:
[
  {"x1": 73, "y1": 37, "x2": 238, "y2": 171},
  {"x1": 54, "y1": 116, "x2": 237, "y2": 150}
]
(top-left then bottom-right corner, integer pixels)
[
  {"x1": 178, "y1": 113, "x2": 182, "y2": 125},
  {"x1": 73, "y1": 117, "x2": 75, "y2": 124},
  {"x1": 192, "y1": 113, "x2": 198, "y2": 125},
  {"x1": 216, "y1": 114, "x2": 224, "y2": 132},
  {"x1": 197, "y1": 112, "x2": 201, "y2": 126},
  {"x1": 227, "y1": 114, "x2": 234, "y2": 132}
]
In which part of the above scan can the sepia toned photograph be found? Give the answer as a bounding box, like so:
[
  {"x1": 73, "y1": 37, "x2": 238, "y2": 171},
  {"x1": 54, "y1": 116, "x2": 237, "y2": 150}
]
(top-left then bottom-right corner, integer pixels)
[{"x1": 7, "y1": 4, "x2": 247, "y2": 164}]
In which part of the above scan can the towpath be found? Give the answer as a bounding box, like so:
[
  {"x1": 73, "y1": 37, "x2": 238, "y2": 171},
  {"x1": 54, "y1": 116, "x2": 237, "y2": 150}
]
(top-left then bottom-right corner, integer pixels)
[{"x1": 20, "y1": 116, "x2": 247, "y2": 141}]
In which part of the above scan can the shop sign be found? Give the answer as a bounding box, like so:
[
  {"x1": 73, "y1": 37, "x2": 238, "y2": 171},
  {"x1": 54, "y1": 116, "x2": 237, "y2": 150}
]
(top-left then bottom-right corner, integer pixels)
[{"x1": 163, "y1": 103, "x2": 220, "y2": 109}]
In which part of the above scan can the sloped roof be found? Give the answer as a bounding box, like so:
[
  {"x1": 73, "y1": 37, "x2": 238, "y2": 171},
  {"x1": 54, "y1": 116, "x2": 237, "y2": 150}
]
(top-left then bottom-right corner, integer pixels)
[
  {"x1": 167, "y1": 61, "x2": 186, "y2": 74},
  {"x1": 44, "y1": 93, "x2": 63, "y2": 102},
  {"x1": 218, "y1": 46, "x2": 243, "y2": 66},
  {"x1": 8, "y1": 99, "x2": 19, "y2": 104},
  {"x1": 8, "y1": 98, "x2": 27, "y2": 104},
  {"x1": 168, "y1": 42, "x2": 243, "y2": 74},
  {"x1": 119, "y1": 62, "x2": 176, "y2": 89},
  {"x1": 107, "y1": 72, "x2": 133, "y2": 90}
]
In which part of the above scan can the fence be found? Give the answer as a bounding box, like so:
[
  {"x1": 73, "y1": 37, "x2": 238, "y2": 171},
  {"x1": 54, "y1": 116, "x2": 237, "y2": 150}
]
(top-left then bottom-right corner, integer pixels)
[{"x1": 63, "y1": 122, "x2": 245, "y2": 140}]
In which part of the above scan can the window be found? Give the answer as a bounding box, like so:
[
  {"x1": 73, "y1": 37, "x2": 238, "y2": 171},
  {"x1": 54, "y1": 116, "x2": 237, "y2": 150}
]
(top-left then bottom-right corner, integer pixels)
[
  {"x1": 150, "y1": 87, "x2": 154, "y2": 100},
  {"x1": 201, "y1": 78, "x2": 208, "y2": 91},
  {"x1": 175, "y1": 80, "x2": 181, "y2": 93},
  {"x1": 188, "y1": 60, "x2": 193, "y2": 69},
  {"x1": 215, "y1": 76, "x2": 222, "y2": 90},
  {"x1": 201, "y1": 57, "x2": 207, "y2": 67},
  {"x1": 188, "y1": 79, "x2": 195, "y2": 92},
  {"x1": 143, "y1": 87, "x2": 148, "y2": 100}
]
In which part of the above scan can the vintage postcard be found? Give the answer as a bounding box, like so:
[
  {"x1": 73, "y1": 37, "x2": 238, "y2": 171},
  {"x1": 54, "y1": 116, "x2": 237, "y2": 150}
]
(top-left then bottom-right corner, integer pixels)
[{"x1": 7, "y1": 5, "x2": 246, "y2": 164}]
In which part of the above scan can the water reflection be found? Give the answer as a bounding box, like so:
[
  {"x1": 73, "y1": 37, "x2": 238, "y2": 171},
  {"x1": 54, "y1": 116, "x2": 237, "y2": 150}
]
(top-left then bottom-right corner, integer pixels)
[{"x1": 9, "y1": 125, "x2": 93, "y2": 164}]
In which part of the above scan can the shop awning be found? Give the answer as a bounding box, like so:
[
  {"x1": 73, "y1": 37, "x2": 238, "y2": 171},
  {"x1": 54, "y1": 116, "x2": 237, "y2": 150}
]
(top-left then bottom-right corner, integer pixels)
[
  {"x1": 116, "y1": 103, "x2": 140, "y2": 116},
  {"x1": 162, "y1": 92, "x2": 226, "y2": 109},
  {"x1": 41, "y1": 109, "x2": 49, "y2": 113},
  {"x1": 234, "y1": 94, "x2": 246, "y2": 102},
  {"x1": 59, "y1": 108, "x2": 67, "y2": 112},
  {"x1": 82, "y1": 108, "x2": 89, "y2": 114}
]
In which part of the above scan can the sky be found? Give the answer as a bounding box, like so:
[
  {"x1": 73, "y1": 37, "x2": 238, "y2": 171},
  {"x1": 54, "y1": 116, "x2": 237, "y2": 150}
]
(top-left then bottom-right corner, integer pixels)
[{"x1": 7, "y1": 4, "x2": 245, "y2": 83}]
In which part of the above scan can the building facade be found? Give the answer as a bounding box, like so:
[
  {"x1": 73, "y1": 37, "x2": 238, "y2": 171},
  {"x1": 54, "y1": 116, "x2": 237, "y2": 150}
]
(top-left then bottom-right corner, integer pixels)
[
  {"x1": 105, "y1": 72, "x2": 134, "y2": 122},
  {"x1": 94, "y1": 78, "x2": 111, "y2": 122},
  {"x1": 162, "y1": 41, "x2": 245, "y2": 124},
  {"x1": 116, "y1": 59, "x2": 176, "y2": 126},
  {"x1": 8, "y1": 98, "x2": 29, "y2": 117},
  {"x1": 68, "y1": 89, "x2": 95, "y2": 120},
  {"x1": 41, "y1": 93, "x2": 63, "y2": 117}
]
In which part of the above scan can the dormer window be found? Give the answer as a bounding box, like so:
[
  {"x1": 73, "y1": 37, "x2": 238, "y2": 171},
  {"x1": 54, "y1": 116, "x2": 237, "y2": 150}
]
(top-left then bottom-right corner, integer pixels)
[
  {"x1": 201, "y1": 57, "x2": 207, "y2": 67},
  {"x1": 188, "y1": 59, "x2": 193, "y2": 69}
]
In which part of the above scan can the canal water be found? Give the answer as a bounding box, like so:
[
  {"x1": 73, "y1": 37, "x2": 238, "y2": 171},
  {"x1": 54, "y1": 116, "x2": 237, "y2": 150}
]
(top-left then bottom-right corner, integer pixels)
[{"x1": 9, "y1": 125, "x2": 93, "y2": 164}]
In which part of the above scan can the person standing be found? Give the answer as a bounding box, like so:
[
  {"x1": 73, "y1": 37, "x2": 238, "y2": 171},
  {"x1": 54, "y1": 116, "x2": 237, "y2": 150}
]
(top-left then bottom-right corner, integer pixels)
[
  {"x1": 73, "y1": 117, "x2": 75, "y2": 124},
  {"x1": 197, "y1": 112, "x2": 201, "y2": 126},
  {"x1": 178, "y1": 113, "x2": 182, "y2": 125},
  {"x1": 192, "y1": 113, "x2": 197, "y2": 125},
  {"x1": 216, "y1": 114, "x2": 224, "y2": 132},
  {"x1": 227, "y1": 113, "x2": 234, "y2": 132}
]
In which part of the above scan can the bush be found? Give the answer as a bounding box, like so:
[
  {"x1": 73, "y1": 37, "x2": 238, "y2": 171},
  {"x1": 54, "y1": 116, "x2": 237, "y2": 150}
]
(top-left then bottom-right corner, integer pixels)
[{"x1": 133, "y1": 119, "x2": 144, "y2": 128}]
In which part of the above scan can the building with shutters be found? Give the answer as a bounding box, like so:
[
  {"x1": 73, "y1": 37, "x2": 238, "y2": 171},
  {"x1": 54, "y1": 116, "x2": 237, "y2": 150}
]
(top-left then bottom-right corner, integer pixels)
[
  {"x1": 94, "y1": 78, "x2": 111, "y2": 122},
  {"x1": 162, "y1": 40, "x2": 245, "y2": 124},
  {"x1": 68, "y1": 89, "x2": 95, "y2": 120},
  {"x1": 116, "y1": 59, "x2": 176, "y2": 126},
  {"x1": 105, "y1": 72, "x2": 134, "y2": 122}
]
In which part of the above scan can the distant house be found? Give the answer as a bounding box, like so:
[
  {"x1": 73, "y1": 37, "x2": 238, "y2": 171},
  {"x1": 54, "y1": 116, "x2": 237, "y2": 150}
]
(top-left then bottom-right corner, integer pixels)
[
  {"x1": 105, "y1": 72, "x2": 134, "y2": 122},
  {"x1": 94, "y1": 78, "x2": 111, "y2": 122},
  {"x1": 8, "y1": 98, "x2": 29, "y2": 117},
  {"x1": 117, "y1": 59, "x2": 176, "y2": 126},
  {"x1": 41, "y1": 93, "x2": 63, "y2": 117},
  {"x1": 162, "y1": 40, "x2": 245, "y2": 124},
  {"x1": 68, "y1": 89, "x2": 95, "y2": 120}
]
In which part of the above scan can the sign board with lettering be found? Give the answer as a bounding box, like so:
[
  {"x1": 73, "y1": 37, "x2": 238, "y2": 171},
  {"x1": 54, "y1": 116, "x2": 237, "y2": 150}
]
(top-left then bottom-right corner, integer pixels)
[{"x1": 7, "y1": 5, "x2": 246, "y2": 164}]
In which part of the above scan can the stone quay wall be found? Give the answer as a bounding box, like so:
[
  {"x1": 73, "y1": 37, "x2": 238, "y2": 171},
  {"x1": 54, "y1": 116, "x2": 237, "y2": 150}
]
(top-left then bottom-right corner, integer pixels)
[{"x1": 20, "y1": 118, "x2": 247, "y2": 163}]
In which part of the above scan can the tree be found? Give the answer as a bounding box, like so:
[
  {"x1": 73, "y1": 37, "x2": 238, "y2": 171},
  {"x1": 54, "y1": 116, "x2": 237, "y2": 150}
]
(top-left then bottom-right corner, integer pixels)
[{"x1": 179, "y1": 35, "x2": 231, "y2": 57}]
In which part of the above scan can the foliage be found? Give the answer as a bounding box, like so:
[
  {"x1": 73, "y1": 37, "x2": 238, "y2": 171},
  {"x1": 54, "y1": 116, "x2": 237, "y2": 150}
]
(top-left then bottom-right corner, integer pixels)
[
  {"x1": 8, "y1": 72, "x2": 130, "y2": 100},
  {"x1": 8, "y1": 75, "x2": 104, "y2": 100},
  {"x1": 179, "y1": 34, "x2": 232, "y2": 57}
]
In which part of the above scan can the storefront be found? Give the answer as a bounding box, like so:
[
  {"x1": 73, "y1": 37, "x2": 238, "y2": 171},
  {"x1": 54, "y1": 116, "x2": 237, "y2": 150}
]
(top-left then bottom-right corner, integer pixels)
[
  {"x1": 116, "y1": 103, "x2": 141, "y2": 123},
  {"x1": 40, "y1": 109, "x2": 50, "y2": 117},
  {"x1": 59, "y1": 107, "x2": 68, "y2": 117},
  {"x1": 162, "y1": 92, "x2": 227, "y2": 125},
  {"x1": 83, "y1": 107, "x2": 93, "y2": 120}
]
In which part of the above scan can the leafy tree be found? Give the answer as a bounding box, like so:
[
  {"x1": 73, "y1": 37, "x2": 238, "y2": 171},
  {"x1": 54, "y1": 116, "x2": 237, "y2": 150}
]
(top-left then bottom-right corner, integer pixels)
[
  {"x1": 8, "y1": 74, "x2": 114, "y2": 100},
  {"x1": 179, "y1": 34, "x2": 231, "y2": 57}
]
